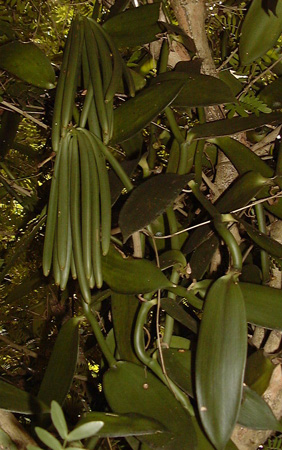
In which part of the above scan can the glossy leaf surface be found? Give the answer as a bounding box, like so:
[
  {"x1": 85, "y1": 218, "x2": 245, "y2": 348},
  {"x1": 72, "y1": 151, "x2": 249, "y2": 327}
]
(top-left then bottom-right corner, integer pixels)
[
  {"x1": 161, "y1": 347, "x2": 193, "y2": 396},
  {"x1": 259, "y1": 76, "x2": 282, "y2": 109},
  {"x1": 102, "y1": 245, "x2": 173, "y2": 294},
  {"x1": 111, "y1": 79, "x2": 185, "y2": 144},
  {"x1": 111, "y1": 292, "x2": 140, "y2": 363},
  {"x1": 238, "y1": 386, "x2": 282, "y2": 431},
  {"x1": 187, "y1": 112, "x2": 282, "y2": 142},
  {"x1": 78, "y1": 412, "x2": 166, "y2": 437},
  {"x1": 196, "y1": 275, "x2": 247, "y2": 450},
  {"x1": 244, "y1": 349, "x2": 275, "y2": 396},
  {"x1": 240, "y1": 282, "x2": 282, "y2": 330},
  {"x1": 239, "y1": 218, "x2": 282, "y2": 258},
  {"x1": 0, "y1": 379, "x2": 48, "y2": 414},
  {"x1": 119, "y1": 174, "x2": 192, "y2": 241},
  {"x1": 0, "y1": 41, "x2": 55, "y2": 88},
  {"x1": 239, "y1": 0, "x2": 282, "y2": 66},
  {"x1": 37, "y1": 318, "x2": 80, "y2": 406},
  {"x1": 103, "y1": 3, "x2": 162, "y2": 48},
  {"x1": 103, "y1": 361, "x2": 196, "y2": 449},
  {"x1": 161, "y1": 298, "x2": 198, "y2": 333}
]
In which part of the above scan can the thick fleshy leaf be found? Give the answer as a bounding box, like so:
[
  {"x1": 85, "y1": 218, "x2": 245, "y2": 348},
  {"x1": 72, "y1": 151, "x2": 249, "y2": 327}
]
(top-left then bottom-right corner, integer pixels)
[
  {"x1": 111, "y1": 79, "x2": 185, "y2": 144},
  {"x1": 192, "y1": 417, "x2": 239, "y2": 450},
  {"x1": 102, "y1": 245, "x2": 173, "y2": 294},
  {"x1": 259, "y1": 76, "x2": 282, "y2": 109},
  {"x1": 238, "y1": 386, "x2": 282, "y2": 431},
  {"x1": 103, "y1": 361, "x2": 196, "y2": 449},
  {"x1": 0, "y1": 380, "x2": 48, "y2": 414},
  {"x1": 186, "y1": 112, "x2": 282, "y2": 142},
  {"x1": 210, "y1": 137, "x2": 273, "y2": 178},
  {"x1": 219, "y1": 70, "x2": 243, "y2": 96},
  {"x1": 78, "y1": 412, "x2": 166, "y2": 437},
  {"x1": 111, "y1": 293, "x2": 140, "y2": 363},
  {"x1": 37, "y1": 318, "x2": 80, "y2": 406},
  {"x1": 244, "y1": 349, "x2": 275, "y2": 396},
  {"x1": 119, "y1": 174, "x2": 192, "y2": 241},
  {"x1": 240, "y1": 282, "x2": 282, "y2": 330},
  {"x1": 103, "y1": 3, "x2": 162, "y2": 48},
  {"x1": 151, "y1": 71, "x2": 235, "y2": 107},
  {"x1": 0, "y1": 41, "x2": 55, "y2": 89},
  {"x1": 35, "y1": 428, "x2": 62, "y2": 450},
  {"x1": 239, "y1": 218, "x2": 282, "y2": 258},
  {"x1": 159, "y1": 249, "x2": 187, "y2": 270},
  {"x1": 239, "y1": 0, "x2": 282, "y2": 66},
  {"x1": 196, "y1": 275, "x2": 247, "y2": 450},
  {"x1": 161, "y1": 347, "x2": 193, "y2": 396},
  {"x1": 161, "y1": 298, "x2": 198, "y2": 333}
]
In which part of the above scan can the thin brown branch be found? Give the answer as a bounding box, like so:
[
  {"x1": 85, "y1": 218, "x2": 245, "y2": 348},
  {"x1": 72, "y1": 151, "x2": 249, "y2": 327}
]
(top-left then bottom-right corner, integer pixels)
[{"x1": 1, "y1": 100, "x2": 48, "y2": 130}]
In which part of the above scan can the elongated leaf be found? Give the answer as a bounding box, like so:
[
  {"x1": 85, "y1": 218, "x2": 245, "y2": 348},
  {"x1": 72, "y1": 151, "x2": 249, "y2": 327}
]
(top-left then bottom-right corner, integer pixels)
[
  {"x1": 238, "y1": 386, "x2": 282, "y2": 431},
  {"x1": 111, "y1": 79, "x2": 185, "y2": 144},
  {"x1": 37, "y1": 318, "x2": 80, "y2": 406},
  {"x1": 103, "y1": 361, "x2": 196, "y2": 449},
  {"x1": 244, "y1": 349, "x2": 275, "y2": 396},
  {"x1": 161, "y1": 347, "x2": 193, "y2": 396},
  {"x1": 119, "y1": 174, "x2": 192, "y2": 241},
  {"x1": 0, "y1": 41, "x2": 55, "y2": 89},
  {"x1": 196, "y1": 275, "x2": 247, "y2": 450},
  {"x1": 103, "y1": 3, "x2": 162, "y2": 48},
  {"x1": 259, "y1": 76, "x2": 282, "y2": 109},
  {"x1": 159, "y1": 249, "x2": 187, "y2": 270},
  {"x1": 239, "y1": 0, "x2": 282, "y2": 66},
  {"x1": 78, "y1": 412, "x2": 166, "y2": 437},
  {"x1": 0, "y1": 380, "x2": 48, "y2": 414},
  {"x1": 240, "y1": 282, "x2": 282, "y2": 330},
  {"x1": 6, "y1": 270, "x2": 44, "y2": 303},
  {"x1": 161, "y1": 298, "x2": 198, "y2": 333},
  {"x1": 51, "y1": 401, "x2": 68, "y2": 440},
  {"x1": 67, "y1": 422, "x2": 104, "y2": 441},
  {"x1": 102, "y1": 245, "x2": 173, "y2": 294},
  {"x1": 111, "y1": 292, "x2": 140, "y2": 363},
  {"x1": 210, "y1": 137, "x2": 273, "y2": 178},
  {"x1": 186, "y1": 112, "x2": 282, "y2": 142},
  {"x1": 239, "y1": 217, "x2": 282, "y2": 258},
  {"x1": 151, "y1": 71, "x2": 235, "y2": 107},
  {"x1": 35, "y1": 428, "x2": 62, "y2": 450}
]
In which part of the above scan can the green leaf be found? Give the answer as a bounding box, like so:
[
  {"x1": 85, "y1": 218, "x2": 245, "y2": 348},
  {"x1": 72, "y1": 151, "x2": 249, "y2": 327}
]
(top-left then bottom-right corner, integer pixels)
[
  {"x1": 238, "y1": 386, "x2": 282, "y2": 431},
  {"x1": 240, "y1": 282, "x2": 282, "y2": 330},
  {"x1": 111, "y1": 79, "x2": 185, "y2": 144},
  {"x1": 78, "y1": 412, "x2": 165, "y2": 437},
  {"x1": 259, "y1": 76, "x2": 282, "y2": 110},
  {"x1": 218, "y1": 70, "x2": 243, "y2": 96},
  {"x1": 186, "y1": 112, "x2": 282, "y2": 142},
  {"x1": 191, "y1": 417, "x2": 239, "y2": 450},
  {"x1": 103, "y1": 361, "x2": 197, "y2": 449},
  {"x1": 244, "y1": 349, "x2": 275, "y2": 396},
  {"x1": 239, "y1": 217, "x2": 282, "y2": 258},
  {"x1": 151, "y1": 71, "x2": 236, "y2": 108},
  {"x1": 37, "y1": 318, "x2": 80, "y2": 406},
  {"x1": 27, "y1": 446, "x2": 43, "y2": 450},
  {"x1": 0, "y1": 379, "x2": 48, "y2": 414},
  {"x1": 119, "y1": 174, "x2": 193, "y2": 241},
  {"x1": 111, "y1": 292, "x2": 140, "y2": 363},
  {"x1": 6, "y1": 269, "x2": 44, "y2": 304},
  {"x1": 67, "y1": 422, "x2": 104, "y2": 441},
  {"x1": 51, "y1": 401, "x2": 68, "y2": 440},
  {"x1": 161, "y1": 347, "x2": 193, "y2": 396},
  {"x1": 102, "y1": 245, "x2": 173, "y2": 294},
  {"x1": 0, "y1": 428, "x2": 21, "y2": 450},
  {"x1": 0, "y1": 41, "x2": 55, "y2": 89},
  {"x1": 103, "y1": 3, "x2": 162, "y2": 48},
  {"x1": 239, "y1": 0, "x2": 282, "y2": 66},
  {"x1": 159, "y1": 249, "x2": 187, "y2": 270},
  {"x1": 196, "y1": 275, "x2": 247, "y2": 450},
  {"x1": 35, "y1": 428, "x2": 62, "y2": 450},
  {"x1": 160, "y1": 298, "x2": 198, "y2": 333}
]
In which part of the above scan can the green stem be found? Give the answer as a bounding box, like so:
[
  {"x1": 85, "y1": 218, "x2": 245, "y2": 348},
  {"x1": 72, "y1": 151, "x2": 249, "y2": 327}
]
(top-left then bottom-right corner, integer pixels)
[
  {"x1": 165, "y1": 107, "x2": 185, "y2": 145},
  {"x1": 159, "y1": 39, "x2": 169, "y2": 74},
  {"x1": 163, "y1": 268, "x2": 180, "y2": 346},
  {"x1": 194, "y1": 139, "x2": 205, "y2": 185},
  {"x1": 178, "y1": 141, "x2": 197, "y2": 175},
  {"x1": 255, "y1": 203, "x2": 270, "y2": 283},
  {"x1": 134, "y1": 299, "x2": 194, "y2": 415},
  {"x1": 82, "y1": 301, "x2": 117, "y2": 368}
]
